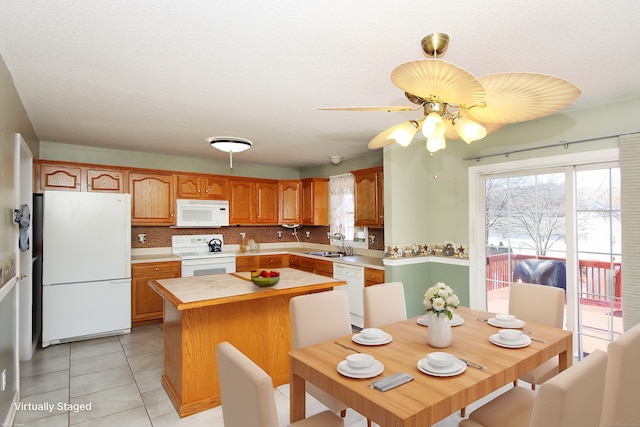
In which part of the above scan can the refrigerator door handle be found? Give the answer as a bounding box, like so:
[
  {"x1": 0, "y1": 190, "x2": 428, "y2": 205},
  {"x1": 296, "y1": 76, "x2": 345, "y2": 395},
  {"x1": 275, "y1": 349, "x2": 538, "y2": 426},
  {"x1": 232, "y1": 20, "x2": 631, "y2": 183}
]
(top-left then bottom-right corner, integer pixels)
[{"x1": 110, "y1": 278, "x2": 132, "y2": 284}]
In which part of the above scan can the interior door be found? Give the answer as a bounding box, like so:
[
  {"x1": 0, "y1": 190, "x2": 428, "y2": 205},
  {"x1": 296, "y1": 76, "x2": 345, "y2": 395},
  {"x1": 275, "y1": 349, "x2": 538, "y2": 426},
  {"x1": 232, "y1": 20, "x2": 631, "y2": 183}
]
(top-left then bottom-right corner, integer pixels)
[{"x1": 15, "y1": 133, "x2": 35, "y2": 361}]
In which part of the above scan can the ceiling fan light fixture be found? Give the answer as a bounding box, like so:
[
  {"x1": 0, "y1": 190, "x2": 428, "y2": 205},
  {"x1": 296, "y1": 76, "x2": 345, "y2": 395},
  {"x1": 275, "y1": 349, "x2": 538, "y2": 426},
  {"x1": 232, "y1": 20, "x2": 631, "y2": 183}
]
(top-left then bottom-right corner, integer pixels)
[
  {"x1": 452, "y1": 116, "x2": 487, "y2": 143},
  {"x1": 421, "y1": 112, "x2": 445, "y2": 138},
  {"x1": 426, "y1": 135, "x2": 446, "y2": 153},
  {"x1": 389, "y1": 120, "x2": 419, "y2": 147}
]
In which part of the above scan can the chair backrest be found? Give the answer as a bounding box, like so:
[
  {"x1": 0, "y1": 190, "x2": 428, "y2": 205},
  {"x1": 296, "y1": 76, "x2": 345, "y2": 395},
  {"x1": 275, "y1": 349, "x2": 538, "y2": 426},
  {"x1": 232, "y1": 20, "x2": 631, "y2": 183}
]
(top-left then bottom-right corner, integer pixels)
[
  {"x1": 600, "y1": 322, "x2": 640, "y2": 427},
  {"x1": 289, "y1": 290, "x2": 352, "y2": 349},
  {"x1": 363, "y1": 281, "x2": 407, "y2": 328},
  {"x1": 508, "y1": 282, "x2": 564, "y2": 327},
  {"x1": 216, "y1": 341, "x2": 279, "y2": 427},
  {"x1": 530, "y1": 349, "x2": 607, "y2": 427}
]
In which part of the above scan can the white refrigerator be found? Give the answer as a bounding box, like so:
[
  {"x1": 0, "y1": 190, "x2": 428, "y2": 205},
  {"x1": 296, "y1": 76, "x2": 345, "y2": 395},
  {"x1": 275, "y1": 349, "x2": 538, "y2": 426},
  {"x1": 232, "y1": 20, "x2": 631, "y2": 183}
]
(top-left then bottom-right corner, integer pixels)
[{"x1": 42, "y1": 191, "x2": 132, "y2": 347}]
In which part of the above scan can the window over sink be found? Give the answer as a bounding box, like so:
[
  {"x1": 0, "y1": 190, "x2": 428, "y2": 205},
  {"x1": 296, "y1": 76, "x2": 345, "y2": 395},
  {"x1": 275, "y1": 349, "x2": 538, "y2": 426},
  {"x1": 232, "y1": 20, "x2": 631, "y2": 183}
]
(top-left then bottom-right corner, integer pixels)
[{"x1": 329, "y1": 173, "x2": 368, "y2": 249}]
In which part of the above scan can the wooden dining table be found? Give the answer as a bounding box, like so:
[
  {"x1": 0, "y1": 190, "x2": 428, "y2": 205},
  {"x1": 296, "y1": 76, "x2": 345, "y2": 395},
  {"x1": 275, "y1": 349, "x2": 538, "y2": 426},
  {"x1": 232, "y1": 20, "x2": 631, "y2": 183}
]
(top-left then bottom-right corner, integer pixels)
[{"x1": 289, "y1": 306, "x2": 573, "y2": 427}]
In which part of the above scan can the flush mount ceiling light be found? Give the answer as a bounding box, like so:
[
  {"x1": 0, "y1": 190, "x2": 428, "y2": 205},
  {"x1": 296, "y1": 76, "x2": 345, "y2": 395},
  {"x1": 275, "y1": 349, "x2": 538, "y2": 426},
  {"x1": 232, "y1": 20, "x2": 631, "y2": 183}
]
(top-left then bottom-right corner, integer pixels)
[
  {"x1": 329, "y1": 155, "x2": 343, "y2": 164},
  {"x1": 208, "y1": 136, "x2": 252, "y2": 168},
  {"x1": 320, "y1": 33, "x2": 581, "y2": 154}
]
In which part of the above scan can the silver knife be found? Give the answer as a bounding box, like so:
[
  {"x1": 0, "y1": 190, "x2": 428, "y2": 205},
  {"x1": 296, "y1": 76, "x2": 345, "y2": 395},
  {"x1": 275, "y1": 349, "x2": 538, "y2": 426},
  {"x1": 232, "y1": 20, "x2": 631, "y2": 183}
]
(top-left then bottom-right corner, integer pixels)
[
  {"x1": 459, "y1": 358, "x2": 487, "y2": 371},
  {"x1": 335, "y1": 341, "x2": 361, "y2": 353}
]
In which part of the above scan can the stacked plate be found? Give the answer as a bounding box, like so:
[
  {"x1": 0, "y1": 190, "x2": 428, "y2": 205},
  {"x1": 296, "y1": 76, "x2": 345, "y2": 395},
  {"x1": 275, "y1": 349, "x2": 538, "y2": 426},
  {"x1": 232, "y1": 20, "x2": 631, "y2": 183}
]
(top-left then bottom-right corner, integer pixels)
[
  {"x1": 487, "y1": 314, "x2": 525, "y2": 329},
  {"x1": 416, "y1": 353, "x2": 467, "y2": 377},
  {"x1": 352, "y1": 328, "x2": 393, "y2": 345},
  {"x1": 490, "y1": 333, "x2": 531, "y2": 348},
  {"x1": 337, "y1": 358, "x2": 384, "y2": 378},
  {"x1": 417, "y1": 313, "x2": 464, "y2": 327}
]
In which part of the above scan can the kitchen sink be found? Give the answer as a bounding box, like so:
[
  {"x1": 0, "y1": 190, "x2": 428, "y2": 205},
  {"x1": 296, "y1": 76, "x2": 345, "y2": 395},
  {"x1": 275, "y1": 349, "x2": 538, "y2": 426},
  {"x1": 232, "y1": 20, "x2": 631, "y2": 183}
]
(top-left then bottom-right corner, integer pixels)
[{"x1": 305, "y1": 251, "x2": 345, "y2": 258}]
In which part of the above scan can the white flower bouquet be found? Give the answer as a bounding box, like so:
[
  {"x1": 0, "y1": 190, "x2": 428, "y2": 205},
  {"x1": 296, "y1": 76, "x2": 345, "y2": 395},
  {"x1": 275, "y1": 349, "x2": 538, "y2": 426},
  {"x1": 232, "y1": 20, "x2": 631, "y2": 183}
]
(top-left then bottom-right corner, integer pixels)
[{"x1": 423, "y1": 282, "x2": 460, "y2": 320}]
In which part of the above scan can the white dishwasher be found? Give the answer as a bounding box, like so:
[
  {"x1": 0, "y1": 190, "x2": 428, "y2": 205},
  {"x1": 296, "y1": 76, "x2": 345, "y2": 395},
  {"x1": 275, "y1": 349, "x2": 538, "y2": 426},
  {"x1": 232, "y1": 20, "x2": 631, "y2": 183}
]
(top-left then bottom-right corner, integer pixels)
[{"x1": 333, "y1": 263, "x2": 365, "y2": 328}]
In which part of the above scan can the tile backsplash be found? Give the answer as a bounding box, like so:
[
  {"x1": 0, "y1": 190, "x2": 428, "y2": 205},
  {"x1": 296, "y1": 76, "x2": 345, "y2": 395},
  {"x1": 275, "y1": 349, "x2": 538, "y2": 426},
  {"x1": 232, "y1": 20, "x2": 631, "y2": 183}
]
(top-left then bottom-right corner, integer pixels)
[{"x1": 131, "y1": 226, "x2": 385, "y2": 251}]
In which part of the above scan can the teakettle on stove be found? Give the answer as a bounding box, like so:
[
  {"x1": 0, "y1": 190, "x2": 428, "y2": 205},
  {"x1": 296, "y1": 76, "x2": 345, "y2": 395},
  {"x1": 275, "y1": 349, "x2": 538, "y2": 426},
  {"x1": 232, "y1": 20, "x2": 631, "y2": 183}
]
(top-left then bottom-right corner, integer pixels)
[{"x1": 208, "y1": 238, "x2": 223, "y2": 252}]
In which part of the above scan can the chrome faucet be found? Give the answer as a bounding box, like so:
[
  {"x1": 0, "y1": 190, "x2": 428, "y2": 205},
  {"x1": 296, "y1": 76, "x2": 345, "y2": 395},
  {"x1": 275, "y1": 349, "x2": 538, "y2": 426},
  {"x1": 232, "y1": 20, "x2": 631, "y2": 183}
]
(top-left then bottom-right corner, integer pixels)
[{"x1": 333, "y1": 233, "x2": 346, "y2": 254}]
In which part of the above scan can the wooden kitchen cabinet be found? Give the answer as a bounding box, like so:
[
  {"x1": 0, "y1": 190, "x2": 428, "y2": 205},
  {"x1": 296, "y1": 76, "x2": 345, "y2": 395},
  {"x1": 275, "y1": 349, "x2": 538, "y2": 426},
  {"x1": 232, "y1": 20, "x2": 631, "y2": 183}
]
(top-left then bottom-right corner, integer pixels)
[
  {"x1": 278, "y1": 180, "x2": 301, "y2": 224},
  {"x1": 236, "y1": 254, "x2": 289, "y2": 272},
  {"x1": 353, "y1": 166, "x2": 384, "y2": 227},
  {"x1": 130, "y1": 172, "x2": 175, "y2": 225},
  {"x1": 229, "y1": 179, "x2": 278, "y2": 224},
  {"x1": 176, "y1": 174, "x2": 229, "y2": 200},
  {"x1": 290, "y1": 255, "x2": 333, "y2": 278},
  {"x1": 131, "y1": 261, "x2": 181, "y2": 326},
  {"x1": 364, "y1": 267, "x2": 385, "y2": 287},
  {"x1": 259, "y1": 254, "x2": 288, "y2": 268},
  {"x1": 256, "y1": 181, "x2": 278, "y2": 224},
  {"x1": 34, "y1": 160, "x2": 127, "y2": 193},
  {"x1": 86, "y1": 168, "x2": 127, "y2": 193},
  {"x1": 301, "y1": 177, "x2": 329, "y2": 225},
  {"x1": 236, "y1": 255, "x2": 259, "y2": 272},
  {"x1": 37, "y1": 163, "x2": 82, "y2": 192}
]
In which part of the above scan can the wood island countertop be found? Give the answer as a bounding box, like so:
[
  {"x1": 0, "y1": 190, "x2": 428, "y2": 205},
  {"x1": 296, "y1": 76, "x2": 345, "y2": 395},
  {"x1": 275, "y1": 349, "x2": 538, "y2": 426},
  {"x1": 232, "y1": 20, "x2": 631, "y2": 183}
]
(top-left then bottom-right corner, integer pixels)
[
  {"x1": 148, "y1": 267, "x2": 345, "y2": 418},
  {"x1": 149, "y1": 268, "x2": 345, "y2": 310}
]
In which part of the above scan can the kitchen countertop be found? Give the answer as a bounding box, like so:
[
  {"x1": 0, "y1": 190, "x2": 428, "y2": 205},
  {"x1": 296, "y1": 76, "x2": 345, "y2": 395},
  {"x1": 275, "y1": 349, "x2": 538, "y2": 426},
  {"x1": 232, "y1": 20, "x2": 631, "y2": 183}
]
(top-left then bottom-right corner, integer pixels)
[
  {"x1": 149, "y1": 268, "x2": 345, "y2": 310},
  {"x1": 131, "y1": 245, "x2": 385, "y2": 269}
]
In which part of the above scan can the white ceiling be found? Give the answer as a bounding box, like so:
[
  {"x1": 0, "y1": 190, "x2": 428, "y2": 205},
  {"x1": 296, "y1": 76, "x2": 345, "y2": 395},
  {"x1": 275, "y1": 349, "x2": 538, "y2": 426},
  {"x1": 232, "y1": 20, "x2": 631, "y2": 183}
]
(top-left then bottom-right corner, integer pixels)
[{"x1": 1, "y1": 1, "x2": 640, "y2": 169}]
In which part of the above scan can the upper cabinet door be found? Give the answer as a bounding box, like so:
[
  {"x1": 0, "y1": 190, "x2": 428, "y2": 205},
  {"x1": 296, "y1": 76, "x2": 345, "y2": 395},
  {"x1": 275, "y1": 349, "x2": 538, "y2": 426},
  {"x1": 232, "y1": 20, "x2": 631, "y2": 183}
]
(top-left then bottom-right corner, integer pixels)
[
  {"x1": 130, "y1": 173, "x2": 175, "y2": 225},
  {"x1": 229, "y1": 180, "x2": 254, "y2": 224},
  {"x1": 176, "y1": 175, "x2": 201, "y2": 198},
  {"x1": 203, "y1": 176, "x2": 229, "y2": 200},
  {"x1": 279, "y1": 180, "x2": 301, "y2": 224},
  {"x1": 39, "y1": 164, "x2": 82, "y2": 192},
  {"x1": 256, "y1": 181, "x2": 278, "y2": 224},
  {"x1": 353, "y1": 166, "x2": 383, "y2": 227},
  {"x1": 301, "y1": 178, "x2": 328, "y2": 225},
  {"x1": 87, "y1": 168, "x2": 126, "y2": 193}
]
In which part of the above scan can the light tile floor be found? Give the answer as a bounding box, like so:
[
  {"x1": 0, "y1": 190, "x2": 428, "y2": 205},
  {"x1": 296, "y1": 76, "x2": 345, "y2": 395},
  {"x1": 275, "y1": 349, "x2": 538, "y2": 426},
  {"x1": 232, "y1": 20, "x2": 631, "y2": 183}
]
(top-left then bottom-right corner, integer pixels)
[{"x1": 17, "y1": 324, "x2": 515, "y2": 426}]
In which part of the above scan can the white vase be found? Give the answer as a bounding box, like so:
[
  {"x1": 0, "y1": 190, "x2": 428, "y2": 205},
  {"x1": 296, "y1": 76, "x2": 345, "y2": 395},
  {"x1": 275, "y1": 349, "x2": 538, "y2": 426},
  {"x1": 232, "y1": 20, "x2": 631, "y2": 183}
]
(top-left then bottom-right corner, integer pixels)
[{"x1": 428, "y1": 313, "x2": 452, "y2": 348}]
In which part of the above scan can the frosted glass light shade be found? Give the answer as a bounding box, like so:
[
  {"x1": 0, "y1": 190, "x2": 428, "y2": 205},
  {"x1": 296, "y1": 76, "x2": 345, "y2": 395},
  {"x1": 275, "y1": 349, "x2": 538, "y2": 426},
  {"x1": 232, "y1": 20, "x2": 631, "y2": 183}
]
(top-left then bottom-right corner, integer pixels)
[
  {"x1": 388, "y1": 120, "x2": 419, "y2": 147},
  {"x1": 426, "y1": 135, "x2": 446, "y2": 153},
  {"x1": 421, "y1": 112, "x2": 445, "y2": 138},
  {"x1": 453, "y1": 117, "x2": 487, "y2": 143}
]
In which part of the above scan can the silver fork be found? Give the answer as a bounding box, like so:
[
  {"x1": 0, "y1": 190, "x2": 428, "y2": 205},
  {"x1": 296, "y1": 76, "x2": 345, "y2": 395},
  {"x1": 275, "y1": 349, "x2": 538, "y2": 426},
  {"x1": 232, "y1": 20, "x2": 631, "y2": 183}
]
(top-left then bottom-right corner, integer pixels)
[
  {"x1": 458, "y1": 358, "x2": 487, "y2": 371},
  {"x1": 335, "y1": 341, "x2": 361, "y2": 353}
]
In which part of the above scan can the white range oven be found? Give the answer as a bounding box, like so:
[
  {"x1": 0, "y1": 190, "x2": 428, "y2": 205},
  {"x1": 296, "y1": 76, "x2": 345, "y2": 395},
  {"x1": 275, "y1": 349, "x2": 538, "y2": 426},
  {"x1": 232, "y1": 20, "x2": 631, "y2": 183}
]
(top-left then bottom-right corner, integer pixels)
[{"x1": 172, "y1": 234, "x2": 236, "y2": 277}]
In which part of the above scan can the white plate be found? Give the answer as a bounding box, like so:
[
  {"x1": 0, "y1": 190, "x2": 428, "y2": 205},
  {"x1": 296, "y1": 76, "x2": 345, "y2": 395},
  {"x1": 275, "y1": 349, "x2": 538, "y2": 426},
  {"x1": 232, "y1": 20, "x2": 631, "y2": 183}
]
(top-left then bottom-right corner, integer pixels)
[
  {"x1": 417, "y1": 358, "x2": 467, "y2": 377},
  {"x1": 489, "y1": 333, "x2": 531, "y2": 348},
  {"x1": 487, "y1": 317, "x2": 526, "y2": 329},
  {"x1": 337, "y1": 359, "x2": 384, "y2": 378},
  {"x1": 417, "y1": 314, "x2": 464, "y2": 327},
  {"x1": 352, "y1": 332, "x2": 393, "y2": 345}
]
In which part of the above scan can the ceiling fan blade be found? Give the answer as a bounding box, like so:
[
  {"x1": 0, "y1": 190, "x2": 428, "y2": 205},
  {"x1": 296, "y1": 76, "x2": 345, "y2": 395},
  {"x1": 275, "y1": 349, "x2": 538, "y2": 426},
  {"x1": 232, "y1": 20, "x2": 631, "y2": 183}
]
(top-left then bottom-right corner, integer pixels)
[
  {"x1": 465, "y1": 73, "x2": 581, "y2": 125},
  {"x1": 318, "y1": 106, "x2": 414, "y2": 112},
  {"x1": 391, "y1": 59, "x2": 485, "y2": 106}
]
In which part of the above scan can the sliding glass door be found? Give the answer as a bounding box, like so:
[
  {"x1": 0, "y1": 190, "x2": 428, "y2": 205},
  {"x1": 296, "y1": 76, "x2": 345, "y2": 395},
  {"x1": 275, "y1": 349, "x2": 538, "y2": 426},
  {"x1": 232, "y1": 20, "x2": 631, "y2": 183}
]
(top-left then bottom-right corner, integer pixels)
[{"x1": 479, "y1": 159, "x2": 621, "y2": 358}]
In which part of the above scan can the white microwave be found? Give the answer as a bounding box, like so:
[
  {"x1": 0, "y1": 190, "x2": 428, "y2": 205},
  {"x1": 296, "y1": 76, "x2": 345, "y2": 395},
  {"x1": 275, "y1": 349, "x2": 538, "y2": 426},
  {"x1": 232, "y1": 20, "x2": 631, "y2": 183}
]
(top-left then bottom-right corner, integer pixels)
[{"x1": 175, "y1": 199, "x2": 229, "y2": 228}]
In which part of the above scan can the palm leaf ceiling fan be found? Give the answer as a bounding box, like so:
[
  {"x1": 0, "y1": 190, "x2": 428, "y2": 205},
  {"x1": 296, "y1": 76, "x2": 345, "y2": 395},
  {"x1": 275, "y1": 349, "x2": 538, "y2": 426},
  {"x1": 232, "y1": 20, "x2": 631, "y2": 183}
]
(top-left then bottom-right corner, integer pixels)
[{"x1": 321, "y1": 33, "x2": 581, "y2": 153}]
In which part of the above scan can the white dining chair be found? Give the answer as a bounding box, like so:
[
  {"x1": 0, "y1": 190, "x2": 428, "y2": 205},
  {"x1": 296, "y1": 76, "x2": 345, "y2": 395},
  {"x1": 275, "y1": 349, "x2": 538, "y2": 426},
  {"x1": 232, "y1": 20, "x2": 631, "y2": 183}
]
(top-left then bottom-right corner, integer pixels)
[
  {"x1": 289, "y1": 291, "x2": 353, "y2": 419},
  {"x1": 363, "y1": 281, "x2": 407, "y2": 328},
  {"x1": 459, "y1": 349, "x2": 608, "y2": 427},
  {"x1": 599, "y1": 322, "x2": 640, "y2": 427},
  {"x1": 216, "y1": 341, "x2": 344, "y2": 427},
  {"x1": 509, "y1": 281, "x2": 565, "y2": 389}
]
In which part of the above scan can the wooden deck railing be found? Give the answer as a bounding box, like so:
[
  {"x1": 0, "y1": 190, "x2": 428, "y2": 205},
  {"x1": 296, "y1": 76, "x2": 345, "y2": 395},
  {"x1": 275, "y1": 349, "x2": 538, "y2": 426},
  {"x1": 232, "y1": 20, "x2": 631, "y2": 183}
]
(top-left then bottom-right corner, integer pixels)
[{"x1": 486, "y1": 253, "x2": 622, "y2": 305}]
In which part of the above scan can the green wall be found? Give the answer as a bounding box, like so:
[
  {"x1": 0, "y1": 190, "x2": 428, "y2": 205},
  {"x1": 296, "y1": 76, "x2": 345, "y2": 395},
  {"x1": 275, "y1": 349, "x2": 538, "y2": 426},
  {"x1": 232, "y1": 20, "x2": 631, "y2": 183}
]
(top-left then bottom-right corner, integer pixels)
[
  {"x1": 39, "y1": 141, "x2": 383, "y2": 180},
  {"x1": 385, "y1": 261, "x2": 470, "y2": 318}
]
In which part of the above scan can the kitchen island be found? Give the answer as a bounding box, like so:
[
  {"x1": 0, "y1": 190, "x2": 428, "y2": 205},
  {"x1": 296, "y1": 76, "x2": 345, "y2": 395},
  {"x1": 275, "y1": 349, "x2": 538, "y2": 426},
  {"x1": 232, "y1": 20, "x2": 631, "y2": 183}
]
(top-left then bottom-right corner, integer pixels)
[{"x1": 148, "y1": 268, "x2": 346, "y2": 417}]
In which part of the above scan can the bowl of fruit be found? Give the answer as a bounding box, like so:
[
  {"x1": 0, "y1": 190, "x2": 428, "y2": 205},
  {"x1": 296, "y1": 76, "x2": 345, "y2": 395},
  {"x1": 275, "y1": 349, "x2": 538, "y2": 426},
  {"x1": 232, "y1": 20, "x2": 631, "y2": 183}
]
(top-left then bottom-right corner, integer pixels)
[{"x1": 250, "y1": 270, "x2": 280, "y2": 287}]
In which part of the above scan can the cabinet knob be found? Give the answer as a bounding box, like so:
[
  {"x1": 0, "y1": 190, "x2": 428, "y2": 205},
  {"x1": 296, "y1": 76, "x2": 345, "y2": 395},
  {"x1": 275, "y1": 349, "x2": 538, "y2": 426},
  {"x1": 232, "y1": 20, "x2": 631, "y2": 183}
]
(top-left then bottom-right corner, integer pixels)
[{"x1": 155, "y1": 268, "x2": 159, "y2": 271}]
